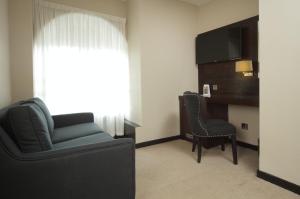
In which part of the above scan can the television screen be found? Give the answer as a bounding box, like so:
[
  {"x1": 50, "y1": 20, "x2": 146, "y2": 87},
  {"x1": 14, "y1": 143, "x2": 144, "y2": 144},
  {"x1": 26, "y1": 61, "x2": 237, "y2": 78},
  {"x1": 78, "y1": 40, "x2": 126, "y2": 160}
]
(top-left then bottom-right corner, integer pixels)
[{"x1": 196, "y1": 27, "x2": 242, "y2": 64}]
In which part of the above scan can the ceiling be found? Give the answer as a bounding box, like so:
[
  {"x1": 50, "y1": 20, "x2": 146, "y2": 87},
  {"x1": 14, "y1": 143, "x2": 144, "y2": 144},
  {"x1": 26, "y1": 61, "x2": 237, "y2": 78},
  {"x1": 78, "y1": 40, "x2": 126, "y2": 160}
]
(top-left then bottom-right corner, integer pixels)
[{"x1": 178, "y1": 0, "x2": 214, "y2": 6}]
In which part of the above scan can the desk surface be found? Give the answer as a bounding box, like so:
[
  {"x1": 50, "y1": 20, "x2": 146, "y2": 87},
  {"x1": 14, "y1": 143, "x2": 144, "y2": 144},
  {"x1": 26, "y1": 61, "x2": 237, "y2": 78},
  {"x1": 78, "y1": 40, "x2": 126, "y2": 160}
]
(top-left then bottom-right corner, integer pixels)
[
  {"x1": 206, "y1": 95, "x2": 259, "y2": 107},
  {"x1": 179, "y1": 95, "x2": 259, "y2": 107}
]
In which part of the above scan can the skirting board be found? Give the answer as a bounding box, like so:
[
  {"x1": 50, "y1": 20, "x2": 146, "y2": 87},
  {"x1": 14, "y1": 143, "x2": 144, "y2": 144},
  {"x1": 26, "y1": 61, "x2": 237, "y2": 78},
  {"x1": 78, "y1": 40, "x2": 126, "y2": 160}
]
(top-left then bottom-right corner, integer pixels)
[
  {"x1": 183, "y1": 136, "x2": 258, "y2": 151},
  {"x1": 236, "y1": 140, "x2": 258, "y2": 151},
  {"x1": 257, "y1": 170, "x2": 300, "y2": 195},
  {"x1": 135, "y1": 135, "x2": 181, "y2": 149},
  {"x1": 136, "y1": 135, "x2": 258, "y2": 152}
]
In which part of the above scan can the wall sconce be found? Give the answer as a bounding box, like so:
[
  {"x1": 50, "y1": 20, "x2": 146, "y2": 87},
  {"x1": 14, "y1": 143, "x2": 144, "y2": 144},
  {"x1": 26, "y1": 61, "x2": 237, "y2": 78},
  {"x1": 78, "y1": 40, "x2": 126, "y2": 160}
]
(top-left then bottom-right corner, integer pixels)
[{"x1": 235, "y1": 60, "x2": 253, "y2": 77}]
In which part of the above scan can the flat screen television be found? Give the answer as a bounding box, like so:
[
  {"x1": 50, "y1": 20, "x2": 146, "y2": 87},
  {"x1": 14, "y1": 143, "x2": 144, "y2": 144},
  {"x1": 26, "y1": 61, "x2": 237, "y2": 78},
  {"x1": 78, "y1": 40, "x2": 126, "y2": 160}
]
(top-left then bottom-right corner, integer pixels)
[{"x1": 196, "y1": 27, "x2": 242, "y2": 65}]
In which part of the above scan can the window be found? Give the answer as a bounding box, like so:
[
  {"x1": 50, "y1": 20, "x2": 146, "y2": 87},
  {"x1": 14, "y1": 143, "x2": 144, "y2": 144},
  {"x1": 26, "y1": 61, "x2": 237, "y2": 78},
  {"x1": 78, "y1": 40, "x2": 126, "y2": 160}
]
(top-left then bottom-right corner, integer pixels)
[{"x1": 33, "y1": 0, "x2": 129, "y2": 136}]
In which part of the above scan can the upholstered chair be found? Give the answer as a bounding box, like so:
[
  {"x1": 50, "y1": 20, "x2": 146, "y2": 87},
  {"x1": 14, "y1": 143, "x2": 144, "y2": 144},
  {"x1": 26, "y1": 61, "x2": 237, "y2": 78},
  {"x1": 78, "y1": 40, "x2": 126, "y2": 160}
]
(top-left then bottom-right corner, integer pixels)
[{"x1": 183, "y1": 93, "x2": 238, "y2": 164}]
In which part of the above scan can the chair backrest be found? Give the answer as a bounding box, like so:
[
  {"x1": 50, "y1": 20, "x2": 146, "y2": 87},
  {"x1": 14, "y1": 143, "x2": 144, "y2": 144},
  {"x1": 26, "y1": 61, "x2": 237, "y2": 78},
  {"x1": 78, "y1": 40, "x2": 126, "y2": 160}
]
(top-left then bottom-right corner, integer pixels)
[{"x1": 183, "y1": 93, "x2": 208, "y2": 137}]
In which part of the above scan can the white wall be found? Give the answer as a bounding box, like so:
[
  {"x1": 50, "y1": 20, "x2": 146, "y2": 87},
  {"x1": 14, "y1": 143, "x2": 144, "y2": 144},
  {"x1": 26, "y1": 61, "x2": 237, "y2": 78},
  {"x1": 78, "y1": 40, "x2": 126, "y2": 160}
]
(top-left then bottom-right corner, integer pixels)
[
  {"x1": 8, "y1": 0, "x2": 128, "y2": 102},
  {"x1": 0, "y1": 0, "x2": 11, "y2": 108},
  {"x1": 259, "y1": 0, "x2": 300, "y2": 185},
  {"x1": 129, "y1": 0, "x2": 199, "y2": 143},
  {"x1": 198, "y1": 0, "x2": 259, "y2": 146}
]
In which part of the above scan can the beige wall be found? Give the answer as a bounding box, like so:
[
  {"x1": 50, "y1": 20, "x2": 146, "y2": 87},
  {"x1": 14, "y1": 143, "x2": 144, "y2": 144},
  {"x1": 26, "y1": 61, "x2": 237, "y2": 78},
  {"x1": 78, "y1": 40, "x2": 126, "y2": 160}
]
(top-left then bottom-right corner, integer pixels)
[
  {"x1": 48, "y1": 0, "x2": 127, "y2": 18},
  {"x1": 127, "y1": 0, "x2": 143, "y2": 125},
  {"x1": 9, "y1": 0, "x2": 34, "y2": 102},
  {"x1": 132, "y1": 0, "x2": 199, "y2": 143},
  {"x1": 198, "y1": 0, "x2": 259, "y2": 145},
  {"x1": 259, "y1": 0, "x2": 300, "y2": 185},
  {"x1": 8, "y1": 0, "x2": 127, "y2": 102},
  {"x1": 0, "y1": 0, "x2": 11, "y2": 108},
  {"x1": 197, "y1": 0, "x2": 259, "y2": 33},
  {"x1": 229, "y1": 105, "x2": 259, "y2": 145}
]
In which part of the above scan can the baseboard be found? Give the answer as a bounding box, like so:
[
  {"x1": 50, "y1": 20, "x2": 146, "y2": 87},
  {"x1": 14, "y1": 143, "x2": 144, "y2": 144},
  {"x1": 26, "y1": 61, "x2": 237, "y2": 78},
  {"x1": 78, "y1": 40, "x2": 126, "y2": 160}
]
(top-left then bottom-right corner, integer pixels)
[
  {"x1": 257, "y1": 170, "x2": 300, "y2": 195},
  {"x1": 135, "y1": 135, "x2": 181, "y2": 149},
  {"x1": 182, "y1": 135, "x2": 258, "y2": 151},
  {"x1": 237, "y1": 141, "x2": 258, "y2": 151},
  {"x1": 135, "y1": 135, "x2": 258, "y2": 152}
]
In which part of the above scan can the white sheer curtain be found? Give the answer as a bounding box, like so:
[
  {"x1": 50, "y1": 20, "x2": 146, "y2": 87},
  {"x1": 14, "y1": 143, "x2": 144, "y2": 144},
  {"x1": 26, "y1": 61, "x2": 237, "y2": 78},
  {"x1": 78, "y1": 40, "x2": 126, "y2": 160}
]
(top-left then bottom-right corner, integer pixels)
[{"x1": 33, "y1": 0, "x2": 129, "y2": 136}]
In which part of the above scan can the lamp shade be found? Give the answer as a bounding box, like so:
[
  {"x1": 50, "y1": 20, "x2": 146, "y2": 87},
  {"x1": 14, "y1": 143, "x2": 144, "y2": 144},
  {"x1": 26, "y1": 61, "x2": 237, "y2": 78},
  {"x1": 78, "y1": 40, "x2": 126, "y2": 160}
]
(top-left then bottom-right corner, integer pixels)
[{"x1": 235, "y1": 60, "x2": 253, "y2": 72}]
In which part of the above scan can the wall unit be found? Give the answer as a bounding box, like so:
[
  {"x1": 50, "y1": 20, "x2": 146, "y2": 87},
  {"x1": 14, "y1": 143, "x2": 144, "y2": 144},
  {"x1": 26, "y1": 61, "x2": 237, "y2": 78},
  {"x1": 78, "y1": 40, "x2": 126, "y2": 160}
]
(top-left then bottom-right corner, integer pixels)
[{"x1": 180, "y1": 16, "x2": 259, "y2": 146}]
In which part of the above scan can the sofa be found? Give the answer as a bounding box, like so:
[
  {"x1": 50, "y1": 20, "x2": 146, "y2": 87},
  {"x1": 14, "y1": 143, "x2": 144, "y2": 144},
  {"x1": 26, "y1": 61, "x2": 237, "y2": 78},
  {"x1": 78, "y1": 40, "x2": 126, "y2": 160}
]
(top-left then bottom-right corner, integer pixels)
[{"x1": 0, "y1": 98, "x2": 135, "y2": 199}]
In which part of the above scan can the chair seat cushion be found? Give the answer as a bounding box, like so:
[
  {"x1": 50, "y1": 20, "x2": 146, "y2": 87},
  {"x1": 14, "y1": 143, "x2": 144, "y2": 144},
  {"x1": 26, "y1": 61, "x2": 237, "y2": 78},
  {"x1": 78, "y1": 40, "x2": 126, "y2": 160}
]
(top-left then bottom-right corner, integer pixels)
[
  {"x1": 206, "y1": 119, "x2": 236, "y2": 137},
  {"x1": 53, "y1": 133, "x2": 113, "y2": 150},
  {"x1": 52, "y1": 123, "x2": 103, "y2": 144}
]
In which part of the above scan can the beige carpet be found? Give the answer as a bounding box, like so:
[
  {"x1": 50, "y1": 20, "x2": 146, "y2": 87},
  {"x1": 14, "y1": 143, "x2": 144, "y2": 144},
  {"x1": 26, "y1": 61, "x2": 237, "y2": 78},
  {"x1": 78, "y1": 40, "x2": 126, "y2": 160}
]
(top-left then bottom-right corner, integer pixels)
[{"x1": 136, "y1": 140, "x2": 299, "y2": 199}]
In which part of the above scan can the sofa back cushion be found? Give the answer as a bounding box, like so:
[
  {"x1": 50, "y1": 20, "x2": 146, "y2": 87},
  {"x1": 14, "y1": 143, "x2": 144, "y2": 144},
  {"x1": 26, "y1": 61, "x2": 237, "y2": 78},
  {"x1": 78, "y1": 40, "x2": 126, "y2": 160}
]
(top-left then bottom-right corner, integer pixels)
[
  {"x1": 8, "y1": 104, "x2": 53, "y2": 153},
  {"x1": 0, "y1": 103, "x2": 21, "y2": 138},
  {"x1": 22, "y1": 98, "x2": 55, "y2": 137}
]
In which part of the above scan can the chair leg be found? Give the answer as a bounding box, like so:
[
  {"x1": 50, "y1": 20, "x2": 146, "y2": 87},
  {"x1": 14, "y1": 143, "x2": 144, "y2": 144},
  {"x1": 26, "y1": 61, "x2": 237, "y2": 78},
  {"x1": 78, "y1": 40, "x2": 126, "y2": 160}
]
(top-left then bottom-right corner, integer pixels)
[
  {"x1": 231, "y1": 135, "x2": 238, "y2": 165},
  {"x1": 221, "y1": 144, "x2": 225, "y2": 151},
  {"x1": 192, "y1": 136, "x2": 197, "y2": 152},
  {"x1": 197, "y1": 137, "x2": 202, "y2": 163}
]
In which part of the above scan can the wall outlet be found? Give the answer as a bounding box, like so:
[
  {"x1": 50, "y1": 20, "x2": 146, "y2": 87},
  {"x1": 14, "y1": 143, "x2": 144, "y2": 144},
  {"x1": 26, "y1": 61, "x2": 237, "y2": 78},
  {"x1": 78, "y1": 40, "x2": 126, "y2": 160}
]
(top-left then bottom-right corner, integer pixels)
[
  {"x1": 212, "y1": 84, "x2": 218, "y2": 91},
  {"x1": 241, "y1": 123, "x2": 248, "y2": 130}
]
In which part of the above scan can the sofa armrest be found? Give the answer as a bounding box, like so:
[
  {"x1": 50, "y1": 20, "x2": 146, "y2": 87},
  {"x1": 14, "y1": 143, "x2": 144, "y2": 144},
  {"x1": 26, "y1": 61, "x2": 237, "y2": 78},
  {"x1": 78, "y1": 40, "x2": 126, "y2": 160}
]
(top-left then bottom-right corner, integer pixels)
[
  {"x1": 52, "y1": 112, "x2": 94, "y2": 128},
  {"x1": 0, "y1": 138, "x2": 135, "y2": 199}
]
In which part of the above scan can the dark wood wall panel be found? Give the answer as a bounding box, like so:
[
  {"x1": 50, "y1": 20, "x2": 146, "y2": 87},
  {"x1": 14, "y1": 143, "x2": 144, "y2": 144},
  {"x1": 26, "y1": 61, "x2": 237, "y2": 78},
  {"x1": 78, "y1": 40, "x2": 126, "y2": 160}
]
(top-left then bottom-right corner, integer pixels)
[
  {"x1": 200, "y1": 78, "x2": 259, "y2": 96},
  {"x1": 198, "y1": 16, "x2": 259, "y2": 103}
]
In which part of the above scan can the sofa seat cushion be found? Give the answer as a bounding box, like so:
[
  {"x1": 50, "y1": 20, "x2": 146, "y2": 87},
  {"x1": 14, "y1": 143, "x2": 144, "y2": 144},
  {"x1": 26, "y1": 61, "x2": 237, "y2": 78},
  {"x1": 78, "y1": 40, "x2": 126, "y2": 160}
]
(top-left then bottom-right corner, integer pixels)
[
  {"x1": 52, "y1": 123, "x2": 103, "y2": 144},
  {"x1": 8, "y1": 104, "x2": 53, "y2": 153},
  {"x1": 53, "y1": 133, "x2": 113, "y2": 150}
]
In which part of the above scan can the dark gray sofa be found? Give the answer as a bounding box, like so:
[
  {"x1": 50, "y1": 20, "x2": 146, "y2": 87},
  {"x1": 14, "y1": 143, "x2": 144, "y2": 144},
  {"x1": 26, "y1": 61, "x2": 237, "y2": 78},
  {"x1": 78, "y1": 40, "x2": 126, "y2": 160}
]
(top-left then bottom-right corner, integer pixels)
[{"x1": 0, "y1": 99, "x2": 135, "y2": 199}]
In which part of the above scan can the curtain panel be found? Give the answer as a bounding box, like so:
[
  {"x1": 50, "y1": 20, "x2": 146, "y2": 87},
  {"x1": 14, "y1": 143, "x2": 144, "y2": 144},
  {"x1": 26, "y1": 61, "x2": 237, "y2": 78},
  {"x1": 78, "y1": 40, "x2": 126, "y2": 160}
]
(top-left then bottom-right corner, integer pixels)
[{"x1": 33, "y1": 0, "x2": 129, "y2": 136}]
